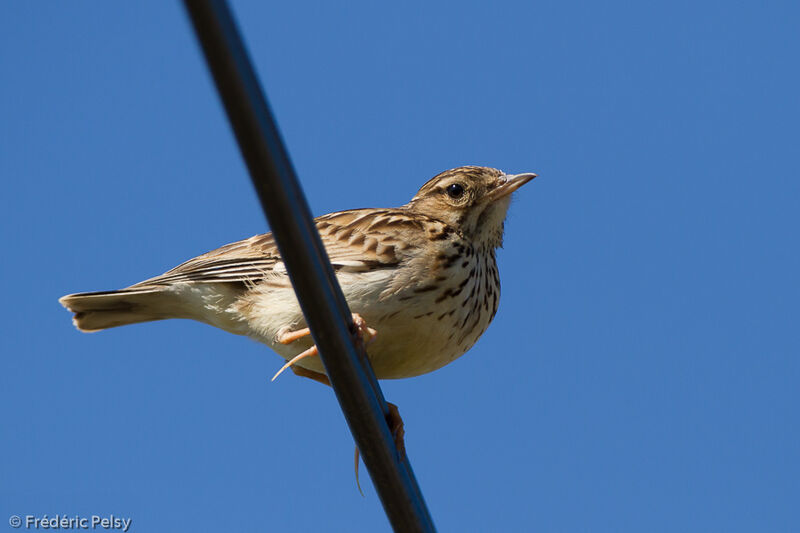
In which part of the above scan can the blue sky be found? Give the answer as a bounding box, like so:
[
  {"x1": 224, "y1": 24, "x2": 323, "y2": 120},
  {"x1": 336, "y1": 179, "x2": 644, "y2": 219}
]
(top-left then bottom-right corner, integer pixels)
[{"x1": 2, "y1": 1, "x2": 798, "y2": 532}]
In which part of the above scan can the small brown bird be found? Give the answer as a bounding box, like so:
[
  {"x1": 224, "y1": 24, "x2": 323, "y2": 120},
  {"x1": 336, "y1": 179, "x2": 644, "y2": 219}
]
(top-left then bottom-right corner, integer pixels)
[{"x1": 60, "y1": 166, "x2": 535, "y2": 450}]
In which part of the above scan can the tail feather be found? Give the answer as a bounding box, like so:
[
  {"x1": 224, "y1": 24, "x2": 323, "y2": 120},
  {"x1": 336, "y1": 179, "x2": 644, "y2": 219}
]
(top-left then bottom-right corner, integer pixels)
[{"x1": 59, "y1": 288, "x2": 184, "y2": 332}]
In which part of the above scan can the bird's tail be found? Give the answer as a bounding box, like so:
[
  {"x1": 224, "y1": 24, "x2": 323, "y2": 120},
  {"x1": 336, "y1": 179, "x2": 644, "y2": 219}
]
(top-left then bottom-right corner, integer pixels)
[{"x1": 59, "y1": 288, "x2": 187, "y2": 332}]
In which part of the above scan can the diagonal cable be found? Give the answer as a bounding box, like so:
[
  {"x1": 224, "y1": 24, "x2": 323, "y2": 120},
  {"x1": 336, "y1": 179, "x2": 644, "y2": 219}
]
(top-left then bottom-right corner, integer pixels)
[{"x1": 182, "y1": 1, "x2": 436, "y2": 531}]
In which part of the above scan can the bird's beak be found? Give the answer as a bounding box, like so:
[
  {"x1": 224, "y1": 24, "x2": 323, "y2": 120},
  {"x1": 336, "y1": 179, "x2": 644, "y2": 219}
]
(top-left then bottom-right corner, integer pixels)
[{"x1": 486, "y1": 172, "x2": 537, "y2": 201}]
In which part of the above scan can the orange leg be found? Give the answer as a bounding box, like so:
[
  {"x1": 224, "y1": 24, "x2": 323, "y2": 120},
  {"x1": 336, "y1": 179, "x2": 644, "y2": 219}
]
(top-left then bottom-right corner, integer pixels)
[
  {"x1": 289, "y1": 365, "x2": 330, "y2": 386},
  {"x1": 276, "y1": 326, "x2": 312, "y2": 345}
]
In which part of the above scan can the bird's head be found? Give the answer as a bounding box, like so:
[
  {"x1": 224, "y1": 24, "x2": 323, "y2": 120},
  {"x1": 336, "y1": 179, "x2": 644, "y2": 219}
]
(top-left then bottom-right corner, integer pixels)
[{"x1": 408, "y1": 166, "x2": 537, "y2": 249}]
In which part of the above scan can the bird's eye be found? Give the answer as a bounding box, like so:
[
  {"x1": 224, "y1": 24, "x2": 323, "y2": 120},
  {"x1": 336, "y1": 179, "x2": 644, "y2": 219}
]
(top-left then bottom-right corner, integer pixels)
[{"x1": 446, "y1": 183, "x2": 465, "y2": 199}]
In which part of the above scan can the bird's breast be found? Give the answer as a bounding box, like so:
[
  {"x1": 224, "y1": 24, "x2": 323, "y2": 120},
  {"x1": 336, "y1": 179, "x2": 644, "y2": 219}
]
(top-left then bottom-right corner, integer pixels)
[
  {"x1": 237, "y1": 244, "x2": 501, "y2": 380},
  {"x1": 361, "y1": 245, "x2": 501, "y2": 378}
]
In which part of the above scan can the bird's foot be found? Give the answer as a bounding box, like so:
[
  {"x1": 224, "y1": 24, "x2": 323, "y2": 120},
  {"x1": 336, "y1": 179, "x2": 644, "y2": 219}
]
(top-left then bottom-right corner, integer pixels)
[
  {"x1": 355, "y1": 401, "x2": 406, "y2": 494},
  {"x1": 386, "y1": 402, "x2": 406, "y2": 457},
  {"x1": 271, "y1": 313, "x2": 376, "y2": 381}
]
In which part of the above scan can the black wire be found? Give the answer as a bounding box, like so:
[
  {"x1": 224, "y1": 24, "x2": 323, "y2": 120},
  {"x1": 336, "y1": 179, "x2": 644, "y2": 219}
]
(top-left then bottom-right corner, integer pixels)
[{"x1": 181, "y1": 1, "x2": 436, "y2": 531}]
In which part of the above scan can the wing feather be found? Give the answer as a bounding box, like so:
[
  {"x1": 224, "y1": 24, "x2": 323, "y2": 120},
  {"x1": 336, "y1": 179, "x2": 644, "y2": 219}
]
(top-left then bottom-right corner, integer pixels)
[{"x1": 127, "y1": 208, "x2": 435, "y2": 289}]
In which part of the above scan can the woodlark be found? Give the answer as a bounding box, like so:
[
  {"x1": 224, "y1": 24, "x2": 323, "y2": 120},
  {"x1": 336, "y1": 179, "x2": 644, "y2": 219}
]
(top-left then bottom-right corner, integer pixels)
[{"x1": 60, "y1": 166, "x2": 536, "y2": 449}]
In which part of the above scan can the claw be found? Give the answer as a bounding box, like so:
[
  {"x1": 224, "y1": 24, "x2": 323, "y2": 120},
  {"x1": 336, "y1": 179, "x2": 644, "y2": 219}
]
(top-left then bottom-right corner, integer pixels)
[
  {"x1": 355, "y1": 446, "x2": 364, "y2": 497},
  {"x1": 270, "y1": 345, "x2": 318, "y2": 381}
]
